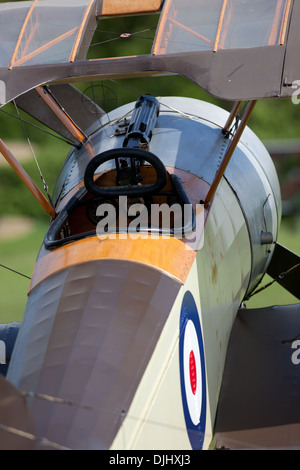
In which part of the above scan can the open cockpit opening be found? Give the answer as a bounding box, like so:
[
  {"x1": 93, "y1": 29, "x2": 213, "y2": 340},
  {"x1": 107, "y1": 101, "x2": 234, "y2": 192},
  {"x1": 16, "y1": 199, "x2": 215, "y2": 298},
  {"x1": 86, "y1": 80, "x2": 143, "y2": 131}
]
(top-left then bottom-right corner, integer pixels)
[
  {"x1": 44, "y1": 161, "x2": 195, "y2": 249},
  {"x1": 44, "y1": 94, "x2": 195, "y2": 248}
]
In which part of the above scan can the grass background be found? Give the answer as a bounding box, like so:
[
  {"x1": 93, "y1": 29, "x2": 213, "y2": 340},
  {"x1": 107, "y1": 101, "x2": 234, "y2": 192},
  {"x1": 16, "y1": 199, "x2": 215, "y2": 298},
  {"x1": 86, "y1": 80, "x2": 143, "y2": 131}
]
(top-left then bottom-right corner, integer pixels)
[{"x1": 0, "y1": 12, "x2": 299, "y2": 323}]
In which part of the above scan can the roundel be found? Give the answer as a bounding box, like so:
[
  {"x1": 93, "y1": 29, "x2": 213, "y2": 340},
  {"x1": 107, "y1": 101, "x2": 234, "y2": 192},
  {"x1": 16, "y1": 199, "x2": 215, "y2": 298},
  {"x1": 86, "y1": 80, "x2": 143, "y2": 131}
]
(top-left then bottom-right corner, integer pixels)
[{"x1": 179, "y1": 291, "x2": 206, "y2": 450}]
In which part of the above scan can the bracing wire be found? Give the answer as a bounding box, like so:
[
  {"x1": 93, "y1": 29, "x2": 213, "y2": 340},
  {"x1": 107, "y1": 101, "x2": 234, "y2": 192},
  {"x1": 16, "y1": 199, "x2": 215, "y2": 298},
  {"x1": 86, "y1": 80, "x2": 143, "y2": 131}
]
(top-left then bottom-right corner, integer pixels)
[
  {"x1": 0, "y1": 263, "x2": 31, "y2": 280},
  {"x1": 245, "y1": 262, "x2": 300, "y2": 300},
  {"x1": 0, "y1": 107, "x2": 76, "y2": 147},
  {"x1": 90, "y1": 26, "x2": 157, "y2": 48},
  {"x1": 228, "y1": 100, "x2": 249, "y2": 137},
  {"x1": 13, "y1": 101, "x2": 54, "y2": 207}
]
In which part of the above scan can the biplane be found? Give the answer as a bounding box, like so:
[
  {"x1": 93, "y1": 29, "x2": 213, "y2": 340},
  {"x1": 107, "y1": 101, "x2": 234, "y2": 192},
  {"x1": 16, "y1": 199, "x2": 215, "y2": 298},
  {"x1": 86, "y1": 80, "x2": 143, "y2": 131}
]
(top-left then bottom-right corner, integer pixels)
[{"x1": 0, "y1": 0, "x2": 300, "y2": 450}]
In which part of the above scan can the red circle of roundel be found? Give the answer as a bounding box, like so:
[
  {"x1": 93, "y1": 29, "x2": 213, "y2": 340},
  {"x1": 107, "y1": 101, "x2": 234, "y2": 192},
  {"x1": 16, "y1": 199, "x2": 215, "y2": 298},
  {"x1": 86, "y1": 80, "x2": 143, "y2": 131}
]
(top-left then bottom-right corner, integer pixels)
[{"x1": 189, "y1": 350, "x2": 197, "y2": 395}]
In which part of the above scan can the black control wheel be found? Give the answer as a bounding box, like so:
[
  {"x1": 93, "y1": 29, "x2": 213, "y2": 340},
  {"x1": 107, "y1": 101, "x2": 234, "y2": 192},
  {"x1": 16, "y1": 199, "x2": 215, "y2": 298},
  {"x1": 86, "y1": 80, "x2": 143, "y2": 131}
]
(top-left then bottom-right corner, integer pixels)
[{"x1": 84, "y1": 148, "x2": 168, "y2": 197}]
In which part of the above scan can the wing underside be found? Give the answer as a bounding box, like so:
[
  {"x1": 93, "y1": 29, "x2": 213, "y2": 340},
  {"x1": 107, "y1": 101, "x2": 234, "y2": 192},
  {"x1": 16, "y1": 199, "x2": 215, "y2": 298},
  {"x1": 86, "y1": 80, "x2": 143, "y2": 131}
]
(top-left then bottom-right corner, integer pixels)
[{"x1": 214, "y1": 303, "x2": 300, "y2": 449}]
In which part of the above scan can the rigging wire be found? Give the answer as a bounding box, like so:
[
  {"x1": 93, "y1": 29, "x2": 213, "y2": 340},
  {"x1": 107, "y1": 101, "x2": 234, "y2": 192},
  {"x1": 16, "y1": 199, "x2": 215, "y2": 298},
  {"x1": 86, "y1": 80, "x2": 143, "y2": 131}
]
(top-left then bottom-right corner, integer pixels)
[
  {"x1": 0, "y1": 263, "x2": 31, "y2": 280},
  {"x1": 109, "y1": 75, "x2": 181, "y2": 99},
  {"x1": 245, "y1": 262, "x2": 300, "y2": 300},
  {"x1": 227, "y1": 100, "x2": 249, "y2": 137},
  {"x1": 90, "y1": 26, "x2": 157, "y2": 48},
  {"x1": 0, "y1": 107, "x2": 76, "y2": 147},
  {"x1": 86, "y1": 77, "x2": 226, "y2": 141},
  {"x1": 13, "y1": 101, "x2": 54, "y2": 207}
]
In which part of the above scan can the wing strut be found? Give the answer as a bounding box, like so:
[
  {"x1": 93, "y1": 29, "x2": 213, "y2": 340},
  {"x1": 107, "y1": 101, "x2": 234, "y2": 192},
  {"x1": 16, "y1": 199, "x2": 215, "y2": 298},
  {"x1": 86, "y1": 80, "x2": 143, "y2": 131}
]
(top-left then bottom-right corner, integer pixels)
[
  {"x1": 35, "y1": 86, "x2": 87, "y2": 146},
  {"x1": 0, "y1": 139, "x2": 55, "y2": 219},
  {"x1": 222, "y1": 100, "x2": 242, "y2": 135},
  {"x1": 204, "y1": 100, "x2": 257, "y2": 208}
]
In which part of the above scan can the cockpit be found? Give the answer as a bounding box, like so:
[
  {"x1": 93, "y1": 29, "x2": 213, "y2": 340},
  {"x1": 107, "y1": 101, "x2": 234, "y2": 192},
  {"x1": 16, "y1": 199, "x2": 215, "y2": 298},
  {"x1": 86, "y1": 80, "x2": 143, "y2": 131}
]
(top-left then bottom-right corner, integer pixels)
[{"x1": 44, "y1": 95, "x2": 195, "y2": 249}]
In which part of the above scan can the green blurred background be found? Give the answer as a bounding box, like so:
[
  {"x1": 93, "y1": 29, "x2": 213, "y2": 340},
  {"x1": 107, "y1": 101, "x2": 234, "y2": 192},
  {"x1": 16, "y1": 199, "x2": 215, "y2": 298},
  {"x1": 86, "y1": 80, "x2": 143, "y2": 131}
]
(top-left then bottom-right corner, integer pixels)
[{"x1": 0, "y1": 11, "x2": 299, "y2": 323}]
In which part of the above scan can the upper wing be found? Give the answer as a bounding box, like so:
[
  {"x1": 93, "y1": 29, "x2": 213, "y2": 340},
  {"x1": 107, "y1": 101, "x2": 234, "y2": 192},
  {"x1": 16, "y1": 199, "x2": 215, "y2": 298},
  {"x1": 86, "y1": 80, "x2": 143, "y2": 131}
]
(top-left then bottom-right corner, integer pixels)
[
  {"x1": 152, "y1": 0, "x2": 298, "y2": 100},
  {"x1": 1, "y1": 0, "x2": 97, "y2": 69},
  {"x1": 0, "y1": 0, "x2": 299, "y2": 105}
]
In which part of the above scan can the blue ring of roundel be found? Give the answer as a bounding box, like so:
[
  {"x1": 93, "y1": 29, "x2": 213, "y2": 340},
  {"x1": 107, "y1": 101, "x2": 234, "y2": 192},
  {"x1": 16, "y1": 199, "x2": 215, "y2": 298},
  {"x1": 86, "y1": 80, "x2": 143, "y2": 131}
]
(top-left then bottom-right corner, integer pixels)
[{"x1": 179, "y1": 290, "x2": 207, "y2": 450}]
